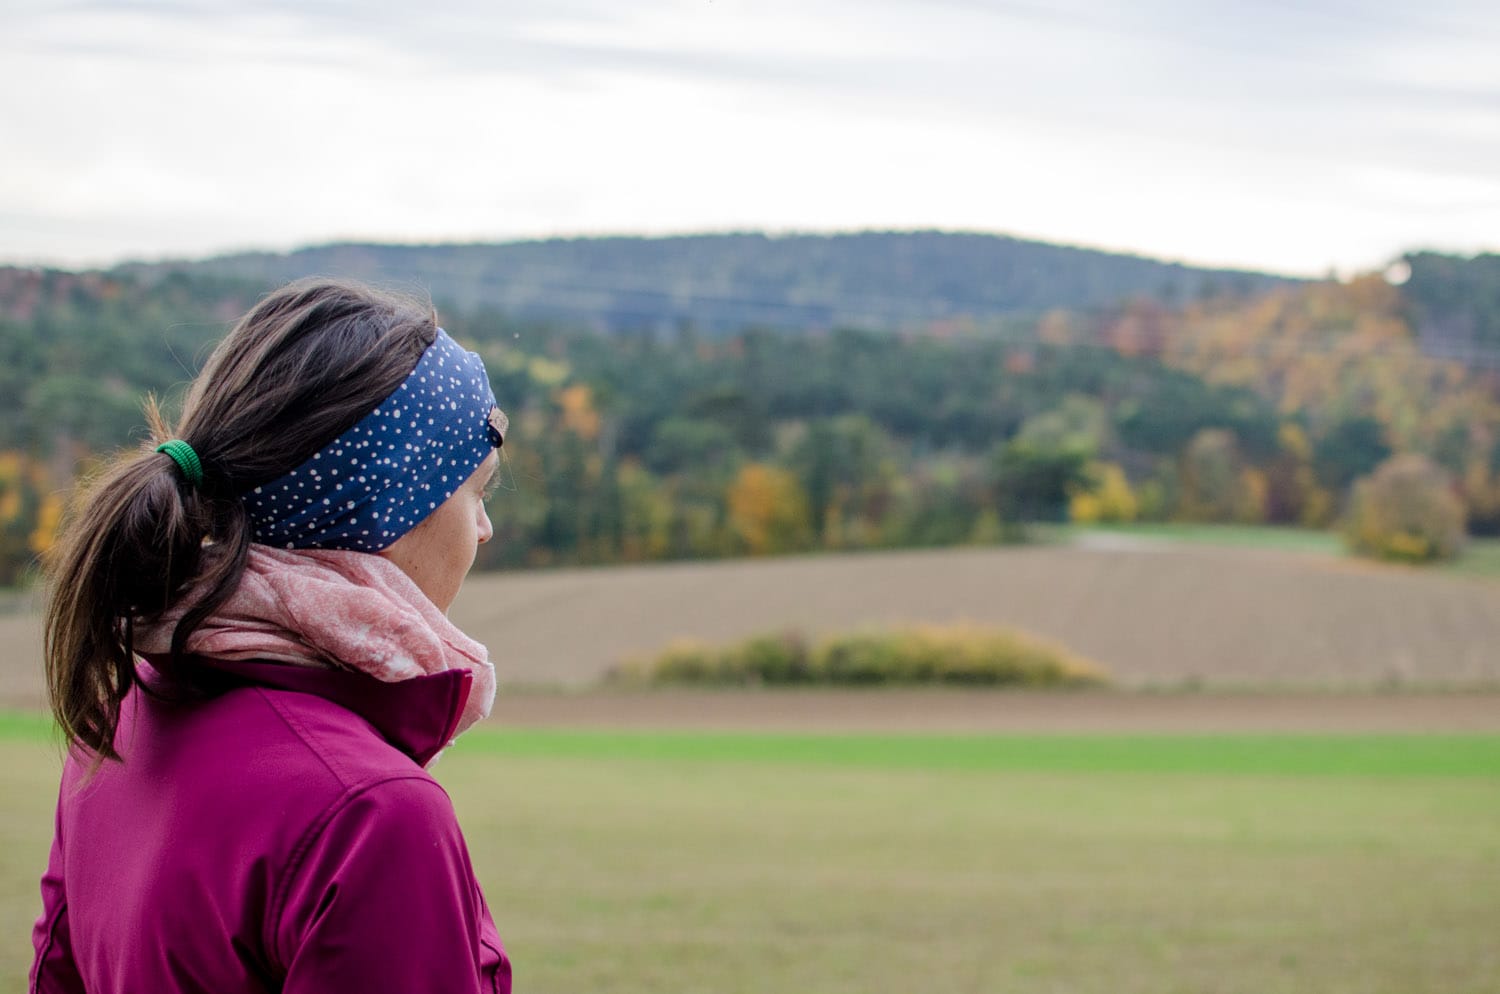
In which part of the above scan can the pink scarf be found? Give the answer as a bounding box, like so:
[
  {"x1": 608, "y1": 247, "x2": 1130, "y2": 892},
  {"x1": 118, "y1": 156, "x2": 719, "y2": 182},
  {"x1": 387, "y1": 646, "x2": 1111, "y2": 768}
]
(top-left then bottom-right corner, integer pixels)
[{"x1": 134, "y1": 545, "x2": 496, "y2": 746}]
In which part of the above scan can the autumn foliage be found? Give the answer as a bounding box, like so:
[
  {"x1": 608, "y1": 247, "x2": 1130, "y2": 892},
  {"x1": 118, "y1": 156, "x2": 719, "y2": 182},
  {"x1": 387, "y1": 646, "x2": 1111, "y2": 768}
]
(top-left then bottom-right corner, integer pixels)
[
  {"x1": 0, "y1": 451, "x2": 61, "y2": 585},
  {"x1": 1342, "y1": 455, "x2": 1466, "y2": 563},
  {"x1": 7, "y1": 257, "x2": 1500, "y2": 582},
  {"x1": 726, "y1": 464, "x2": 812, "y2": 555}
]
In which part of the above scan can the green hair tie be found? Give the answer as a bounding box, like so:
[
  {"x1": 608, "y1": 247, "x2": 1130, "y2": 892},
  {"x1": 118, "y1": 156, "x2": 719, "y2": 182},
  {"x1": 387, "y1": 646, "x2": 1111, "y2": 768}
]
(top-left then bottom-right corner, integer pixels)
[{"x1": 155, "y1": 439, "x2": 204, "y2": 488}]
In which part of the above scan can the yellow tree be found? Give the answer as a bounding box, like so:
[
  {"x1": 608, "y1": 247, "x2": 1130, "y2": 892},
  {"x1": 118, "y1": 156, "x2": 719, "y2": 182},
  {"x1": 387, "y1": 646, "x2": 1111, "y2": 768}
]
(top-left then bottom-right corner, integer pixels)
[
  {"x1": 1069, "y1": 462, "x2": 1138, "y2": 524},
  {"x1": 726, "y1": 464, "x2": 812, "y2": 555},
  {"x1": 0, "y1": 451, "x2": 51, "y2": 584},
  {"x1": 555, "y1": 384, "x2": 601, "y2": 441}
]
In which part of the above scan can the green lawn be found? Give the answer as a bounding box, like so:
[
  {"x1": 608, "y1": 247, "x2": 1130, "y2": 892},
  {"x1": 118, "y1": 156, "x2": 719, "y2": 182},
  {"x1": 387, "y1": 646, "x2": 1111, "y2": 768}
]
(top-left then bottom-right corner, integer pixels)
[
  {"x1": 3, "y1": 723, "x2": 1498, "y2": 993},
  {"x1": 1049, "y1": 521, "x2": 1347, "y2": 555},
  {"x1": 1056, "y1": 522, "x2": 1500, "y2": 580},
  {"x1": 1446, "y1": 538, "x2": 1500, "y2": 578}
]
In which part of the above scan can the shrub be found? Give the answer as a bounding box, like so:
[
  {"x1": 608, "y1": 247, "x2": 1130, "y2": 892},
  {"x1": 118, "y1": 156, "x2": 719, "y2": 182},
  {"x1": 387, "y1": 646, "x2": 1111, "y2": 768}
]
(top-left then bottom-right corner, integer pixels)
[
  {"x1": 636, "y1": 640, "x2": 722, "y2": 684},
  {"x1": 1342, "y1": 454, "x2": 1465, "y2": 563},
  {"x1": 818, "y1": 633, "x2": 910, "y2": 684},
  {"x1": 726, "y1": 632, "x2": 814, "y2": 684},
  {"x1": 609, "y1": 624, "x2": 1108, "y2": 688},
  {"x1": 610, "y1": 632, "x2": 814, "y2": 686}
]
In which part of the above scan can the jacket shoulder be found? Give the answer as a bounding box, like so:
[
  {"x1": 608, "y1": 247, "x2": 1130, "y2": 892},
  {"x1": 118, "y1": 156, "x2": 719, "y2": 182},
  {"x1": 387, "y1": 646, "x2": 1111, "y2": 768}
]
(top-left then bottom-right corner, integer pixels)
[
  {"x1": 247, "y1": 685, "x2": 436, "y2": 790},
  {"x1": 272, "y1": 774, "x2": 509, "y2": 992}
]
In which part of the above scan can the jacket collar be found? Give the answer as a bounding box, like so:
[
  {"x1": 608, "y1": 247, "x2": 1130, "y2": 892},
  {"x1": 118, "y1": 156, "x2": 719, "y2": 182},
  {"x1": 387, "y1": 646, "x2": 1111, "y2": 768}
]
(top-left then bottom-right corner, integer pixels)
[{"x1": 141, "y1": 654, "x2": 473, "y2": 768}]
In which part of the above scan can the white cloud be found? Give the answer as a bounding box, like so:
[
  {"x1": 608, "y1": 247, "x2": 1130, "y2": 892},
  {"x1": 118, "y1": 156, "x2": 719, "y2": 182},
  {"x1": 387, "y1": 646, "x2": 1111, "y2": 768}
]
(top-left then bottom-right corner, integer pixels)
[{"x1": 1, "y1": 0, "x2": 1496, "y2": 272}]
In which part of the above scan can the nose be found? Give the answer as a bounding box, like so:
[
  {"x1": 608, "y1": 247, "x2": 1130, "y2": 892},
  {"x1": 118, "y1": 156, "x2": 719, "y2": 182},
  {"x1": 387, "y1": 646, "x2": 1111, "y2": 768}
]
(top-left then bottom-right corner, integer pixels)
[{"x1": 477, "y1": 504, "x2": 494, "y2": 546}]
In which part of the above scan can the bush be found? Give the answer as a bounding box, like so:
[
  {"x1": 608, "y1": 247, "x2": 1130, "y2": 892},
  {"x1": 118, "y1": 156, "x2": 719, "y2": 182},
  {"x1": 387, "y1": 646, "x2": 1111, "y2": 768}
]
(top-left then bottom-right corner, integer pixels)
[
  {"x1": 727, "y1": 632, "x2": 815, "y2": 684},
  {"x1": 1342, "y1": 454, "x2": 1465, "y2": 563},
  {"x1": 609, "y1": 624, "x2": 1108, "y2": 689},
  {"x1": 643, "y1": 640, "x2": 723, "y2": 683}
]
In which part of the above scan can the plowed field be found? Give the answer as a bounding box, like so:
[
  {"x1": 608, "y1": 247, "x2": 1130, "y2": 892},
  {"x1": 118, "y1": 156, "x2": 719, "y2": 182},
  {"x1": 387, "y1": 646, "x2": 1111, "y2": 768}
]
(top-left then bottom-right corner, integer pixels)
[{"x1": 5, "y1": 541, "x2": 1500, "y2": 726}]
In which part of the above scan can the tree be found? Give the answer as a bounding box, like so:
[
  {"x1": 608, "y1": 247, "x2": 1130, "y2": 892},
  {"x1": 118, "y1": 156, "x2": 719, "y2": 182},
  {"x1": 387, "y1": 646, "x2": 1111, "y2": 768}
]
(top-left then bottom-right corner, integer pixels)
[
  {"x1": 786, "y1": 415, "x2": 891, "y2": 540},
  {"x1": 1263, "y1": 423, "x2": 1333, "y2": 527},
  {"x1": 1177, "y1": 429, "x2": 1267, "y2": 524},
  {"x1": 644, "y1": 418, "x2": 738, "y2": 475},
  {"x1": 0, "y1": 451, "x2": 48, "y2": 585},
  {"x1": 726, "y1": 464, "x2": 812, "y2": 555},
  {"x1": 1070, "y1": 463, "x2": 1138, "y2": 524},
  {"x1": 991, "y1": 399, "x2": 1101, "y2": 523},
  {"x1": 1315, "y1": 417, "x2": 1390, "y2": 494},
  {"x1": 1343, "y1": 454, "x2": 1465, "y2": 563},
  {"x1": 992, "y1": 442, "x2": 1092, "y2": 523}
]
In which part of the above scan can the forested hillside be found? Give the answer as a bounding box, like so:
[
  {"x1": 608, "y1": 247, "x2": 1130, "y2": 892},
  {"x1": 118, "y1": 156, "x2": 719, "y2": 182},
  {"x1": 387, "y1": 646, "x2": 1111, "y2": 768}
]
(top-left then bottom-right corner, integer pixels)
[
  {"x1": 119, "y1": 231, "x2": 1295, "y2": 334},
  {"x1": 2, "y1": 239, "x2": 1499, "y2": 583},
  {"x1": 1402, "y1": 251, "x2": 1500, "y2": 361}
]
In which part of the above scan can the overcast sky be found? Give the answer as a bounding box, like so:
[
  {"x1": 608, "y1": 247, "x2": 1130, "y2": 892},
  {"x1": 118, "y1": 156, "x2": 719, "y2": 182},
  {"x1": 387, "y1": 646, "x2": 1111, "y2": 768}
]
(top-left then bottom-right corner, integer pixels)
[{"x1": 3, "y1": 0, "x2": 1497, "y2": 275}]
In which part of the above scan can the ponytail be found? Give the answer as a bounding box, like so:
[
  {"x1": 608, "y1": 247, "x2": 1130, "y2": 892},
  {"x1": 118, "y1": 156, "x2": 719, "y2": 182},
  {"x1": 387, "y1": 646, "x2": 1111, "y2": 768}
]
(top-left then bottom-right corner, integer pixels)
[{"x1": 44, "y1": 403, "x2": 251, "y2": 761}]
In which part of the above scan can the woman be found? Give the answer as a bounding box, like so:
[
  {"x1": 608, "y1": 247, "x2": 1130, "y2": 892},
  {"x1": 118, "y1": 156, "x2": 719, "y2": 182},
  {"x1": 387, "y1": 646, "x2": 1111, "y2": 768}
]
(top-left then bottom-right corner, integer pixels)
[{"x1": 31, "y1": 279, "x2": 512, "y2": 993}]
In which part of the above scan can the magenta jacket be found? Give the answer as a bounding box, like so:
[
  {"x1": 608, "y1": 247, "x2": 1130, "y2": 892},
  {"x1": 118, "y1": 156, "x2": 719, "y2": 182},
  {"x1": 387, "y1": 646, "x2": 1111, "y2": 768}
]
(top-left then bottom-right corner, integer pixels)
[{"x1": 31, "y1": 656, "x2": 512, "y2": 994}]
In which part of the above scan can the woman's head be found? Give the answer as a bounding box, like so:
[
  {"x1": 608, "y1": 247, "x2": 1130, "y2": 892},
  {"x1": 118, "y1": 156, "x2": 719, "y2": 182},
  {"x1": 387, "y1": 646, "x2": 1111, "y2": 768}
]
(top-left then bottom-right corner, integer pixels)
[
  {"x1": 45, "y1": 278, "x2": 501, "y2": 760},
  {"x1": 382, "y1": 447, "x2": 500, "y2": 612}
]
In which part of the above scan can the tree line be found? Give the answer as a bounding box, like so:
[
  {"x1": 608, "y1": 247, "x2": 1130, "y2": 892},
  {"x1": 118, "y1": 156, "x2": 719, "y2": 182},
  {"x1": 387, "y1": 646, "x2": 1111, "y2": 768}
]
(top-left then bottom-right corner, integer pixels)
[{"x1": 2, "y1": 256, "x2": 1499, "y2": 583}]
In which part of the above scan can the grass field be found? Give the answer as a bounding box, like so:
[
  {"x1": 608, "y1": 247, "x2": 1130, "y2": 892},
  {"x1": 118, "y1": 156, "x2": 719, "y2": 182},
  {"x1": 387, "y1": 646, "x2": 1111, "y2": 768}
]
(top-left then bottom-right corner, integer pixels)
[
  {"x1": 4, "y1": 719, "x2": 1497, "y2": 993},
  {"x1": 1045, "y1": 522, "x2": 1348, "y2": 555}
]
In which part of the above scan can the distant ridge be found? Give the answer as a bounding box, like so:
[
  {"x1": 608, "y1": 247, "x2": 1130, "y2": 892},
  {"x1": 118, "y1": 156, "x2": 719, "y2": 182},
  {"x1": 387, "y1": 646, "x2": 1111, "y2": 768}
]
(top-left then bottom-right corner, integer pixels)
[{"x1": 117, "y1": 231, "x2": 1298, "y2": 333}]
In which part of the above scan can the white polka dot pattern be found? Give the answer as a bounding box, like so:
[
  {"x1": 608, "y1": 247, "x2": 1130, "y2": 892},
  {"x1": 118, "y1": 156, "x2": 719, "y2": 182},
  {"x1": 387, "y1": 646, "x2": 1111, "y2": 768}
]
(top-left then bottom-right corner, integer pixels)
[{"x1": 243, "y1": 329, "x2": 499, "y2": 552}]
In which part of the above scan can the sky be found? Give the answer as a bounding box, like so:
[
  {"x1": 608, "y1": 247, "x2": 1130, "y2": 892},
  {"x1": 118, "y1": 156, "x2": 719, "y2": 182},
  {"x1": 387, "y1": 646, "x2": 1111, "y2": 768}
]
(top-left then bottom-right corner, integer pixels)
[{"x1": 2, "y1": 0, "x2": 1498, "y2": 276}]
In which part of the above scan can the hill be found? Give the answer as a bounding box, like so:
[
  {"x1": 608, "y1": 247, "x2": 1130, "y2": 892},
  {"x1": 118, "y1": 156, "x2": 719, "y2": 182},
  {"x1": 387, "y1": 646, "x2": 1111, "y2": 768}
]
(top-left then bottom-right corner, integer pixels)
[
  {"x1": 117, "y1": 230, "x2": 1297, "y2": 333},
  {"x1": 1402, "y1": 250, "x2": 1500, "y2": 363}
]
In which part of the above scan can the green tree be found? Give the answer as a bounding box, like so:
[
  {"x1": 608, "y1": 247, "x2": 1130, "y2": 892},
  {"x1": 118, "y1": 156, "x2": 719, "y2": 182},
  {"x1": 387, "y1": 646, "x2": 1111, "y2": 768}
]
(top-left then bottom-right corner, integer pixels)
[
  {"x1": 991, "y1": 399, "x2": 1100, "y2": 523},
  {"x1": 1177, "y1": 428, "x2": 1267, "y2": 523},
  {"x1": 1315, "y1": 417, "x2": 1391, "y2": 494},
  {"x1": 787, "y1": 415, "x2": 890, "y2": 539}
]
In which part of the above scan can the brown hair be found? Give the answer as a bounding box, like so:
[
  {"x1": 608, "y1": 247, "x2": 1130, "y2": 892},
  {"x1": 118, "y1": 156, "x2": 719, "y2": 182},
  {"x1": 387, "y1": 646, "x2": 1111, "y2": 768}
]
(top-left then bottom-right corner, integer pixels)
[{"x1": 44, "y1": 278, "x2": 438, "y2": 761}]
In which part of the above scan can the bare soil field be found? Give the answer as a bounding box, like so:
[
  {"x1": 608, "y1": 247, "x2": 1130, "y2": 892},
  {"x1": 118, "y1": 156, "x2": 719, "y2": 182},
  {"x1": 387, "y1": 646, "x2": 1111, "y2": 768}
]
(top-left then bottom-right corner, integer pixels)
[
  {"x1": 4, "y1": 542, "x2": 1500, "y2": 715},
  {"x1": 458, "y1": 542, "x2": 1500, "y2": 689}
]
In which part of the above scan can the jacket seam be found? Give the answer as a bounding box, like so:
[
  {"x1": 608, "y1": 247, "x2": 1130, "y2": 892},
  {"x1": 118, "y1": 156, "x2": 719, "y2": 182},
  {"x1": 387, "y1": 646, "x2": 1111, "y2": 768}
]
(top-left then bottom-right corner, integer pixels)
[
  {"x1": 266, "y1": 774, "x2": 451, "y2": 971},
  {"x1": 258, "y1": 687, "x2": 354, "y2": 786},
  {"x1": 30, "y1": 900, "x2": 67, "y2": 994}
]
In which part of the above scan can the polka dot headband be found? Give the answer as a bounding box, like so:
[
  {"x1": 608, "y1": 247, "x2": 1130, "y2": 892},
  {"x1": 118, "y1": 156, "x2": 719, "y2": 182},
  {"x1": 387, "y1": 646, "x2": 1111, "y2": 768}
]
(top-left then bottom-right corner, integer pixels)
[{"x1": 243, "y1": 329, "x2": 503, "y2": 552}]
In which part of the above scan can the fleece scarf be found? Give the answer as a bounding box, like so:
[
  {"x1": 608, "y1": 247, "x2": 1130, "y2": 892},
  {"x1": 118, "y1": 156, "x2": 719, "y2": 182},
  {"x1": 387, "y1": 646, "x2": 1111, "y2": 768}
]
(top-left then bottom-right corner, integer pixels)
[{"x1": 133, "y1": 545, "x2": 496, "y2": 746}]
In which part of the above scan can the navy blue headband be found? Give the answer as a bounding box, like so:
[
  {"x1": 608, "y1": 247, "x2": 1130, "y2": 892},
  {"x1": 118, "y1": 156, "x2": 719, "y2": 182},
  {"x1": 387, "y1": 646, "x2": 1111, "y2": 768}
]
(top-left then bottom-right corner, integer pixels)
[{"x1": 243, "y1": 329, "x2": 502, "y2": 552}]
